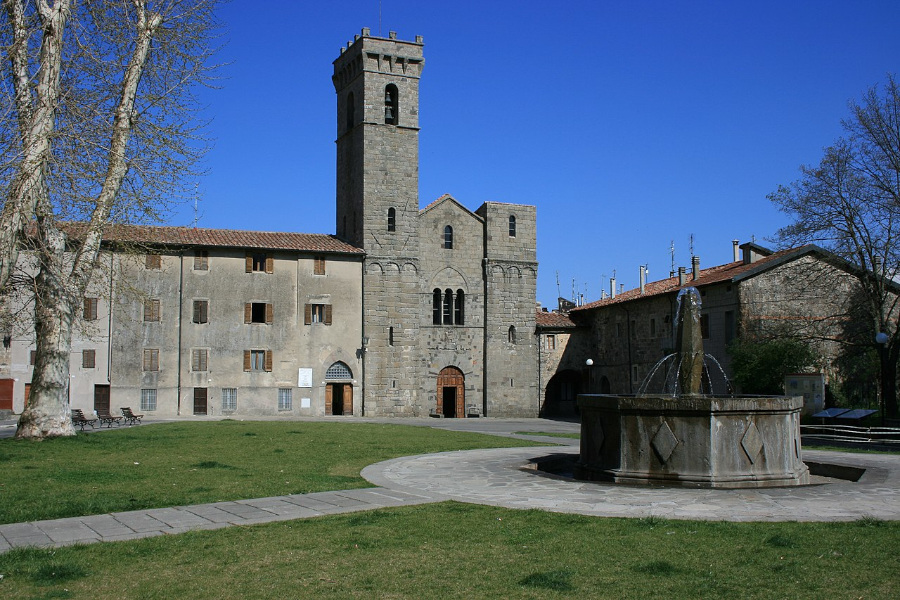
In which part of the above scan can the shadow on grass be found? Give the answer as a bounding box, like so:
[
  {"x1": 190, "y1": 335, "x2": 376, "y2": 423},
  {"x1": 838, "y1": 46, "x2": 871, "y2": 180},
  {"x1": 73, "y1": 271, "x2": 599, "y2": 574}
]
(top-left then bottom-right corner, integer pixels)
[{"x1": 519, "y1": 569, "x2": 574, "y2": 591}]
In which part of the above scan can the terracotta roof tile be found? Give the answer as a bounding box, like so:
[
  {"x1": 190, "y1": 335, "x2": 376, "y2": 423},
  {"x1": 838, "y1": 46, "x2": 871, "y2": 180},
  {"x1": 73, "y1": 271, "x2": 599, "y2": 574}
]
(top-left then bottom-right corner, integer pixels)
[{"x1": 536, "y1": 310, "x2": 576, "y2": 328}]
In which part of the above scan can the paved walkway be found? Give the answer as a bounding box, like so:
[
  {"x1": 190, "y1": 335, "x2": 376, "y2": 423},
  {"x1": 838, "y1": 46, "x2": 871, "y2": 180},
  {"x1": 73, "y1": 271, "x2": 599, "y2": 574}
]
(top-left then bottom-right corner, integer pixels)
[{"x1": 1, "y1": 418, "x2": 899, "y2": 554}]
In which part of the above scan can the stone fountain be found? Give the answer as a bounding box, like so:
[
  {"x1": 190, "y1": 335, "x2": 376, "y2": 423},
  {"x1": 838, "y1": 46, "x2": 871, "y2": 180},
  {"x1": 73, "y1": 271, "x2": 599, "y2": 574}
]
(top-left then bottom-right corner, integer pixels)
[{"x1": 577, "y1": 288, "x2": 809, "y2": 488}]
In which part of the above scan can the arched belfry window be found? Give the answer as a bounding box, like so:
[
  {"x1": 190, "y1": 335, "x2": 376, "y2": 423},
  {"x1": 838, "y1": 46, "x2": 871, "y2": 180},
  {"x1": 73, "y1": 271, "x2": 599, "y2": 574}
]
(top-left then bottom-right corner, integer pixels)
[
  {"x1": 387, "y1": 207, "x2": 396, "y2": 232},
  {"x1": 508, "y1": 326, "x2": 517, "y2": 344},
  {"x1": 444, "y1": 225, "x2": 453, "y2": 249},
  {"x1": 432, "y1": 289, "x2": 441, "y2": 324},
  {"x1": 454, "y1": 290, "x2": 465, "y2": 325},
  {"x1": 509, "y1": 215, "x2": 517, "y2": 237},
  {"x1": 346, "y1": 92, "x2": 355, "y2": 131},
  {"x1": 443, "y1": 289, "x2": 453, "y2": 324},
  {"x1": 433, "y1": 288, "x2": 465, "y2": 326},
  {"x1": 384, "y1": 84, "x2": 398, "y2": 125}
]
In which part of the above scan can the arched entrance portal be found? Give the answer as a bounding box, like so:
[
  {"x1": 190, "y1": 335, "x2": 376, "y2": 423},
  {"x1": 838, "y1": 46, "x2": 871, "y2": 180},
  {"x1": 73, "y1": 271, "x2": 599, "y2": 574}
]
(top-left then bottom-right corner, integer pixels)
[
  {"x1": 542, "y1": 370, "x2": 581, "y2": 417},
  {"x1": 325, "y1": 361, "x2": 353, "y2": 416},
  {"x1": 437, "y1": 366, "x2": 465, "y2": 418}
]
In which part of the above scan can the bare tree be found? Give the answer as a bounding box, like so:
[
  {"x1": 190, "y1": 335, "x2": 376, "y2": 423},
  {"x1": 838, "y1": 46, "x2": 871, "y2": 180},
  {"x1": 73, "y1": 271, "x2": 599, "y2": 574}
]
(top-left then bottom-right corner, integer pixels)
[
  {"x1": 770, "y1": 76, "x2": 900, "y2": 419},
  {"x1": 0, "y1": 0, "x2": 220, "y2": 438}
]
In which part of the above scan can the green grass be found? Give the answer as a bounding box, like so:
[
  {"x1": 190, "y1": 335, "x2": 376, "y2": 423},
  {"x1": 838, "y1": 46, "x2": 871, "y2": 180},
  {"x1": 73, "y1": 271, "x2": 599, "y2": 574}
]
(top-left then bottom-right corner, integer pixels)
[
  {"x1": 514, "y1": 430, "x2": 580, "y2": 439},
  {"x1": 0, "y1": 503, "x2": 897, "y2": 599},
  {"x1": 0, "y1": 421, "x2": 543, "y2": 524}
]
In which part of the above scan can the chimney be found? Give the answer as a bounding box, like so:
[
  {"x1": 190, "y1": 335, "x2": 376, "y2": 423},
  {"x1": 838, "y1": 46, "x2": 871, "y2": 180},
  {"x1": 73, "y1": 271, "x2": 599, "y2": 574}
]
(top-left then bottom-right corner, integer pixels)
[
  {"x1": 610, "y1": 276, "x2": 616, "y2": 299},
  {"x1": 874, "y1": 255, "x2": 884, "y2": 275},
  {"x1": 639, "y1": 265, "x2": 646, "y2": 295},
  {"x1": 692, "y1": 256, "x2": 700, "y2": 280},
  {"x1": 678, "y1": 266, "x2": 687, "y2": 286},
  {"x1": 732, "y1": 240, "x2": 740, "y2": 262}
]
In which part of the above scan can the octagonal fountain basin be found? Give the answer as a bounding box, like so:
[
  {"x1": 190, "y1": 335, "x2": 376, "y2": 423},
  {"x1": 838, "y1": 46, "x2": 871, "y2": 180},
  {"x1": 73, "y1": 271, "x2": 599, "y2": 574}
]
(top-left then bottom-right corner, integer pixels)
[{"x1": 577, "y1": 393, "x2": 810, "y2": 489}]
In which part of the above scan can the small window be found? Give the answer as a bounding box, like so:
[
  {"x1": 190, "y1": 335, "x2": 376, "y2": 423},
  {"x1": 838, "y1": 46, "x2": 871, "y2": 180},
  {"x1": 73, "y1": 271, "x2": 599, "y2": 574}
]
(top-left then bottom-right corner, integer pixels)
[
  {"x1": 384, "y1": 84, "x2": 398, "y2": 125},
  {"x1": 701, "y1": 313, "x2": 710, "y2": 340},
  {"x1": 222, "y1": 388, "x2": 237, "y2": 412},
  {"x1": 546, "y1": 335, "x2": 556, "y2": 350},
  {"x1": 83, "y1": 297, "x2": 98, "y2": 321},
  {"x1": 509, "y1": 215, "x2": 516, "y2": 237},
  {"x1": 246, "y1": 302, "x2": 273, "y2": 324},
  {"x1": 193, "y1": 300, "x2": 208, "y2": 324},
  {"x1": 304, "y1": 304, "x2": 332, "y2": 325},
  {"x1": 314, "y1": 257, "x2": 326, "y2": 275},
  {"x1": 82, "y1": 349, "x2": 96, "y2": 369},
  {"x1": 246, "y1": 253, "x2": 273, "y2": 273},
  {"x1": 443, "y1": 226, "x2": 453, "y2": 249},
  {"x1": 141, "y1": 389, "x2": 157, "y2": 411},
  {"x1": 278, "y1": 388, "x2": 293, "y2": 411},
  {"x1": 146, "y1": 254, "x2": 161, "y2": 269},
  {"x1": 387, "y1": 207, "x2": 396, "y2": 232},
  {"x1": 389, "y1": 326, "x2": 394, "y2": 346},
  {"x1": 143, "y1": 349, "x2": 159, "y2": 372},
  {"x1": 244, "y1": 349, "x2": 272, "y2": 372},
  {"x1": 632, "y1": 364, "x2": 640, "y2": 383},
  {"x1": 650, "y1": 318, "x2": 657, "y2": 337},
  {"x1": 143, "y1": 299, "x2": 160, "y2": 322},
  {"x1": 192, "y1": 349, "x2": 208, "y2": 372},
  {"x1": 616, "y1": 322, "x2": 623, "y2": 338},
  {"x1": 193, "y1": 250, "x2": 209, "y2": 271},
  {"x1": 508, "y1": 326, "x2": 516, "y2": 344},
  {"x1": 30, "y1": 350, "x2": 36, "y2": 365}
]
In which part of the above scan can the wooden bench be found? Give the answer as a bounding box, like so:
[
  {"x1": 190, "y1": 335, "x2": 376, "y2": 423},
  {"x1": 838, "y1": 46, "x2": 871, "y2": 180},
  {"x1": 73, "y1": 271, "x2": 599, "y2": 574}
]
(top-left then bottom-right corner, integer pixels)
[
  {"x1": 121, "y1": 407, "x2": 144, "y2": 425},
  {"x1": 96, "y1": 409, "x2": 123, "y2": 428},
  {"x1": 71, "y1": 409, "x2": 97, "y2": 431}
]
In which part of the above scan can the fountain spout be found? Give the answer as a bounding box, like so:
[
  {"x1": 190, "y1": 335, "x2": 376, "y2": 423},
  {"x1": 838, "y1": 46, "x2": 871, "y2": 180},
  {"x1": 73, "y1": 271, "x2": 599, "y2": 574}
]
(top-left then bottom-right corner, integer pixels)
[{"x1": 674, "y1": 288, "x2": 704, "y2": 395}]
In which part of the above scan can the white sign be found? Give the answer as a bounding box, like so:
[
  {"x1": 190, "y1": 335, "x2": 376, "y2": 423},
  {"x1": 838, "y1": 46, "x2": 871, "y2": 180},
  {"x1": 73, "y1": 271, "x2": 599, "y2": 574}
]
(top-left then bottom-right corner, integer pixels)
[
  {"x1": 301, "y1": 397, "x2": 311, "y2": 408},
  {"x1": 298, "y1": 368, "x2": 313, "y2": 388}
]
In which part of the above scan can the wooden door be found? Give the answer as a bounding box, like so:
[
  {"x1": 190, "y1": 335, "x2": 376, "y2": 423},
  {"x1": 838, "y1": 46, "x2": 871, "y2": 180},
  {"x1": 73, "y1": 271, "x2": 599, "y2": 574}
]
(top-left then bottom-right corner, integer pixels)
[
  {"x1": 437, "y1": 367, "x2": 465, "y2": 418},
  {"x1": 0, "y1": 379, "x2": 12, "y2": 410},
  {"x1": 194, "y1": 387, "x2": 208, "y2": 415},
  {"x1": 93, "y1": 384, "x2": 111, "y2": 413},
  {"x1": 343, "y1": 383, "x2": 353, "y2": 415}
]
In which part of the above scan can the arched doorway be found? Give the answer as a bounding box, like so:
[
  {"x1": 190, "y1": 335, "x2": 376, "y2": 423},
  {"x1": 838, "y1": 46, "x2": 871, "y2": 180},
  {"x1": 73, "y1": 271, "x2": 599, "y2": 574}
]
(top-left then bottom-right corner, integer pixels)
[
  {"x1": 543, "y1": 370, "x2": 581, "y2": 417},
  {"x1": 325, "y1": 361, "x2": 353, "y2": 416},
  {"x1": 437, "y1": 366, "x2": 465, "y2": 418}
]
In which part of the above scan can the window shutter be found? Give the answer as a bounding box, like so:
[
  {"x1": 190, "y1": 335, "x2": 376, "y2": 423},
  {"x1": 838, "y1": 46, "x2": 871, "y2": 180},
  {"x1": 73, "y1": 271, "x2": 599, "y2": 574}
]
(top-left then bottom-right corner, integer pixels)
[
  {"x1": 245, "y1": 255, "x2": 253, "y2": 273},
  {"x1": 264, "y1": 350, "x2": 273, "y2": 372},
  {"x1": 304, "y1": 304, "x2": 312, "y2": 325},
  {"x1": 143, "y1": 350, "x2": 150, "y2": 371},
  {"x1": 324, "y1": 304, "x2": 333, "y2": 325},
  {"x1": 266, "y1": 303, "x2": 274, "y2": 324},
  {"x1": 83, "y1": 298, "x2": 91, "y2": 320},
  {"x1": 243, "y1": 350, "x2": 251, "y2": 371},
  {"x1": 143, "y1": 300, "x2": 151, "y2": 322},
  {"x1": 244, "y1": 303, "x2": 252, "y2": 324},
  {"x1": 265, "y1": 255, "x2": 274, "y2": 274}
]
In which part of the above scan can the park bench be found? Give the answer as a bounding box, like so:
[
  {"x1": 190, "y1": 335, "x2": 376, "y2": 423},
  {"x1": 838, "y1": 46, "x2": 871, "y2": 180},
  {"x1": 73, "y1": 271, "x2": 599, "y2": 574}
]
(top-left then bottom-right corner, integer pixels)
[
  {"x1": 121, "y1": 407, "x2": 144, "y2": 425},
  {"x1": 71, "y1": 409, "x2": 97, "y2": 431},
  {"x1": 96, "y1": 409, "x2": 123, "y2": 428}
]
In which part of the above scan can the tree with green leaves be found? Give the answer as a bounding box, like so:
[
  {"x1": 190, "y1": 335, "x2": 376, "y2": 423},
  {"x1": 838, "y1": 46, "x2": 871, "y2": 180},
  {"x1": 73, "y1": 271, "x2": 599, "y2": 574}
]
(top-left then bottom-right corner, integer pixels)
[
  {"x1": 769, "y1": 75, "x2": 900, "y2": 419},
  {"x1": 0, "y1": 0, "x2": 221, "y2": 438},
  {"x1": 728, "y1": 338, "x2": 816, "y2": 395}
]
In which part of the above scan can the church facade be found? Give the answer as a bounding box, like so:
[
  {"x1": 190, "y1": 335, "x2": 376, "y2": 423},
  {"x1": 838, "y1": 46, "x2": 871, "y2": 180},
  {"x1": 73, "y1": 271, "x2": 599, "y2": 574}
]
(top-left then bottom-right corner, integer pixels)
[{"x1": 0, "y1": 29, "x2": 540, "y2": 419}]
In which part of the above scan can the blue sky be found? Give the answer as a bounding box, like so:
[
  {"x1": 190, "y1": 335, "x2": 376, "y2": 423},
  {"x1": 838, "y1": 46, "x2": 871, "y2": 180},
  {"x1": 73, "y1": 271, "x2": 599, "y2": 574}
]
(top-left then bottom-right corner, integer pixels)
[{"x1": 178, "y1": 0, "x2": 900, "y2": 308}]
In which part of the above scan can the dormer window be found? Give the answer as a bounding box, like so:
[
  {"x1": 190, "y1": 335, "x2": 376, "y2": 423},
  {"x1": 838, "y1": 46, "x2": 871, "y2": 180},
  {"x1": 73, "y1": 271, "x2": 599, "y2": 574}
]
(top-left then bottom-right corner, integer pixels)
[
  {"x1": 509, "y1": 215, "x2": 516, "y2": 237},
  {"x1": 444, "y1": 225, "x2": 453, "y2": 249},
  {"x1": 384, "y1": 84, "x2": 398, "y2": 125},
  {"x1": 387, "y1": 207, "x2": 396, "y2": 232}
]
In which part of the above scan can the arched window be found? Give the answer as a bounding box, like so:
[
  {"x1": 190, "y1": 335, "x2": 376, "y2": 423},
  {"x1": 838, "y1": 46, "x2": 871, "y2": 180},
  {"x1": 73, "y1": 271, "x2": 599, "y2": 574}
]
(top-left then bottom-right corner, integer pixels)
[
  {"x1": 387, "y1": 207, "x2": 396, "y2": 232},
  {"x1": 384, "y1": 84, "x2": 398, "y2": 125},
  {"x1": 454, "y1": 289, "x2": 465, "y2": 325},
  {"x1": 432, "y1": 289, "x2": 442, "y2": 324},
  {"x1": 346, "y1": 92, "x2": 355, "y2": 130},
  {"x1": 509, "y1": 215, "x2": 516, "y2": 237},
  {"x1": 443, "y1": 289, "x2": 453, "y2": 324},
  {"x1": 326, "y1": 361, "x2": 352, "y2": 379},
  {"x1": 444, "y1": 225, "x2": 453, "y2": 249},
  {"x1": 508, "y1": 326, "x2": 516, "y2": 344}
]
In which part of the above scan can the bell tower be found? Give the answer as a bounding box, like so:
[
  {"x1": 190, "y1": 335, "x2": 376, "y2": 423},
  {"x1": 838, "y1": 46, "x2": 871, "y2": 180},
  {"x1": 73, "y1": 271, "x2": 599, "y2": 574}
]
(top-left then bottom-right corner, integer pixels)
[{"x1": 332, "y1": 28, "x2": 424, "y2": 254}]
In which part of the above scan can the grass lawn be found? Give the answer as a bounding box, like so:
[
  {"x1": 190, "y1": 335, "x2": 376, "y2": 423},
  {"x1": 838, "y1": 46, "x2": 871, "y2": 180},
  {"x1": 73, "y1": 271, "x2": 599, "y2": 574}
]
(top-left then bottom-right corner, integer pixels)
[
  {"x1": 0, "y1": 503, "x2": 897, "y2": 599},
  {"x1": 0, "y1": 421, "x2": 543, "y2": 524}
]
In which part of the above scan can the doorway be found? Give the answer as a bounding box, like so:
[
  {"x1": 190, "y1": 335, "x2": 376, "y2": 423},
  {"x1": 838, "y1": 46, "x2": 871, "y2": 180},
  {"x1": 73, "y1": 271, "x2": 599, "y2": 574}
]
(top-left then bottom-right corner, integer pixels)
[
  {"x1": 437, "y1": 366, "x2": 465, "y2": 418},
  {"x1": 93, "y1": 384, "x2": 111, "y2": 413},
  {"x1": 193, "y1": 387, "x2": 208, "y2": 415},
  {"x1": 326, "y1": 383, "x2": 353, "y2": 415}
]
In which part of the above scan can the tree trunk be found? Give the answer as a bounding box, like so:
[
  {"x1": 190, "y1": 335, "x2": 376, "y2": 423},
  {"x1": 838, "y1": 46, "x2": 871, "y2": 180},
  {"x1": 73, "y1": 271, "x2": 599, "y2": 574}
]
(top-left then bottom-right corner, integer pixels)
[{"x1": 15, "y1": 240, "x2": 76, "y2": 439}]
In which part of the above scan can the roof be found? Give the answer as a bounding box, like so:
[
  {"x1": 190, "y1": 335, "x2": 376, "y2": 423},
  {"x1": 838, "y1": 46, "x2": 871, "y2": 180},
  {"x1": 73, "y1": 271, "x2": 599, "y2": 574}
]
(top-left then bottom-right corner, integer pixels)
[
  {"x1": 536, "y1": 310, "x2": 576, "y2": 329},
  {"x1": 74, "y1": 223, "x2": 364, "y2": 255},
  {"x1": 419, "y1": 194, "x2": 483, "y2": 221},
  {"x1": 571, "y1": 244, "x2": 832, "y2": 313}
]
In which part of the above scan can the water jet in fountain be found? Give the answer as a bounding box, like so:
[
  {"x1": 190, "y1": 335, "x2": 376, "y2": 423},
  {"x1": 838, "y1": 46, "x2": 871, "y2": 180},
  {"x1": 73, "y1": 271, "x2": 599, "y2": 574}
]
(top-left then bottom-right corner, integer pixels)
[{"x1": 577, "y1": 287, "x2": 809, "y2": 488}]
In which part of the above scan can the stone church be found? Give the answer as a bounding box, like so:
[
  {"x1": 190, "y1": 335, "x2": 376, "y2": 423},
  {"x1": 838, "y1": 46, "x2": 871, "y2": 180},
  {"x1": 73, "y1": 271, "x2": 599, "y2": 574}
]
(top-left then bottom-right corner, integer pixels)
[{"x1": 0, "y1": 29, "x2": 540, "y2": 419}]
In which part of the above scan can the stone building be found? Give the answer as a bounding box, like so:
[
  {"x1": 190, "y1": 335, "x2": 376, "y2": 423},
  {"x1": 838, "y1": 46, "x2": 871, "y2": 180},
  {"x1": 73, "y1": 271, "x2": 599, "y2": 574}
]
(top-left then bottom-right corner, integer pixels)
[{"x1": 0, "y1": 29, "x2": 541, "y2": 419}]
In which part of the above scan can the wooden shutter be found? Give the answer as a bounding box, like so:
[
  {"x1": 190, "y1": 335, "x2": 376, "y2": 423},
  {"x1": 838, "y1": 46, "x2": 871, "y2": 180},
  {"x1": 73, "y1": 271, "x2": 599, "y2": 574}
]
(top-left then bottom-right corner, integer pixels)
[
  {"x1": 304, "y1": 304, "x2": 312, "y2": 325},
  {"x1": 144, "y1": 300, "x2": 152, "y2": 321},
  {"x1": 194, "y1": 300, "x2": 208, "y2": 324},
  {"x1": 192, "y1": 349, "x2": 207, "y2": 371},
  {"x1": 243, "y1": 350, "x2": 251, "y2": 371},
  {"x1": 245, "y1": 255, "x2": 253, "y2": 273},
  {"x1": 83, "y1": 349, "x2": 95, "y2": 369},
  {"x1": 324, "y1": 304, "x2": 332, "y2": 325},
  {"x1": 264, "y1": 350, "x2": 273, "y2": 372},
  {"x1": 265, "y1": 303, "x2": 274, "y2": 324},
  {"x1": 244, "y1": 303, "x2": 252, "y2": 324},
  {"x1": 265, "y1": 255, "x2": 274, "y2": 274}
]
